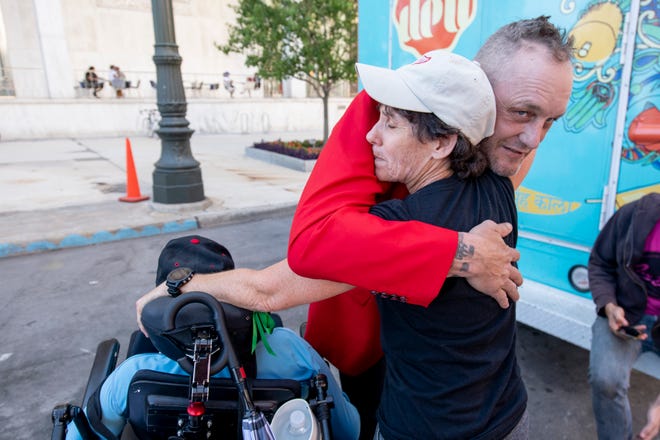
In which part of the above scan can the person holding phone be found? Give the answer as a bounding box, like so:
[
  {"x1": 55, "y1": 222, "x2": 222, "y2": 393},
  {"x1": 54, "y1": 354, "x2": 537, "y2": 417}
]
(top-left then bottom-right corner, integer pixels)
[{"x1": 588, "y1": 192, "x2": 660, "y2": 440}]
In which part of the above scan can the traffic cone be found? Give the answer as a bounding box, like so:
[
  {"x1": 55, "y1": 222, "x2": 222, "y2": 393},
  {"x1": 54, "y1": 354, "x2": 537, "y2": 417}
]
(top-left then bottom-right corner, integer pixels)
[{"x1": 119, "y1": 137, "x2": 149, "y2": 203}]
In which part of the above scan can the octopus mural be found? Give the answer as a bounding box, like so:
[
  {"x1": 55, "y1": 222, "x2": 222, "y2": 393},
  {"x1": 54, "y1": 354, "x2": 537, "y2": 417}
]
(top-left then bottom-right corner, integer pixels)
[
  {"x1": 565, "y1": 0, "x2": 660, "y2": 171},
  {"x1": 564, "y1": 1, "x2": 625, "y2": 132}
]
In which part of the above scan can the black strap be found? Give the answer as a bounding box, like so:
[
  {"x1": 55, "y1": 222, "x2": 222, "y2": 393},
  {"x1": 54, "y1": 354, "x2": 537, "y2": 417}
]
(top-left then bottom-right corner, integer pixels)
[
  {"x1": 70, "y1": 405, "x2": 99, "y2": 440},
  {"x1": 85, "y1": 385, "x2": 119, "y2": 440}
]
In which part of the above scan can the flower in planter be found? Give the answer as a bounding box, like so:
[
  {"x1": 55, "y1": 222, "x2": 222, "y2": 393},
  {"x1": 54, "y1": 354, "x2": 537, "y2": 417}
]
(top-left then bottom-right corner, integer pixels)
[{"x1": 252, "y1": 139, "x2": 323, "y2": 160}]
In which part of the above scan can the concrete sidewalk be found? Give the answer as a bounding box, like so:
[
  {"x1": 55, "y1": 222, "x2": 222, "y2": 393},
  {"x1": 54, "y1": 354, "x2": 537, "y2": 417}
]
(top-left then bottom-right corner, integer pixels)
[{"x1": 0, "y1": 131, "x2": 320, "y2": 258}]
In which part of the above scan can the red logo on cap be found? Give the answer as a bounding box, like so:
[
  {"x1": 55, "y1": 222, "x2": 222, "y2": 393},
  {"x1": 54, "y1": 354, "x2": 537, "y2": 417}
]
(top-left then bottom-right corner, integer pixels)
[
  {"x1": 412, "y1": 55, "x2": 432, "y2": 64},
  {"x1": 393, "y1": 0, "x2": 477, "y2": 57}
]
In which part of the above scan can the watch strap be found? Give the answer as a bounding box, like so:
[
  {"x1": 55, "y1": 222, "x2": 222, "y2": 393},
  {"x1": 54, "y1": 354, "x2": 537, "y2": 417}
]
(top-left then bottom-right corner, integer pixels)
[{"x1": 166, "y1": 269, "x2": 195, "y2": 297}]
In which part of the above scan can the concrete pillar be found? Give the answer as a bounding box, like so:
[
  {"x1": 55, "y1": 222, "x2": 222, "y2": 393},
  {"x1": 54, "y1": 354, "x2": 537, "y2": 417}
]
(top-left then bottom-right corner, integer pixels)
[
  {"x1": 0, "y1": 0, "x2": 74, "y2": 98},
  {"x1": 282, "y1": 77, "x2": 307, "y2": 98},
  {"x1": 33, "y1": 0, "x2": 75, "y2": 98},
  {"x1": 0, "y1": 0, "x2": 44, "y2": 97}
]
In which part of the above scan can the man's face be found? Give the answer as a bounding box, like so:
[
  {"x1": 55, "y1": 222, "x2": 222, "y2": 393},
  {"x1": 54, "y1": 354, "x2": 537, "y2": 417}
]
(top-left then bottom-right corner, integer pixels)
[
  {"x1": 366, "y1": 107, "x2": 440, "y2": 191},
  {"x1": 482, "y1": 44, "x2": 574, "y2": 177}
]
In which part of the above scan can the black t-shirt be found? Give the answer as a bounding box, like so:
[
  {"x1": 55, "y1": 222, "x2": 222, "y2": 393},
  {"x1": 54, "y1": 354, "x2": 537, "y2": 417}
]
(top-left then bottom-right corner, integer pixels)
[{"x1": 369, "y1": 169, "x2": 527, "y2": 440}]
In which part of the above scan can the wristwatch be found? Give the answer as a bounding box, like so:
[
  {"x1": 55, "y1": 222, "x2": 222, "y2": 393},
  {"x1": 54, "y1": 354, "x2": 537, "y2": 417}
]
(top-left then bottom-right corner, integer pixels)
[{"x1": 166, "y1": 267, "x2": 195, "y2": 297}]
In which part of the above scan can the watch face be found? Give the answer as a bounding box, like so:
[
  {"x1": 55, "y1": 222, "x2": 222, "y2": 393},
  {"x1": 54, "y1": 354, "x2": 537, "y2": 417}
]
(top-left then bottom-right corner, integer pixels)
[{"x1": 168, "y1": 267, "x2": 192, "y2": 282}]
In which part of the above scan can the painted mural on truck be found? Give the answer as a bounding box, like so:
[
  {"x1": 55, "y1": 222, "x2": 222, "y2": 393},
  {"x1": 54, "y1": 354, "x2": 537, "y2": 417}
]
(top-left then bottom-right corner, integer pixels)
[
  {"x1": 618, "y1": 0, "x2": 660, "y2": 207},
  {"x1": 358, "y1": 0, "x2": 659, "y2": 295},
  {"x1": 392, "y1": 0, "x2": 477, "y2": 56},
  {"x1": 563, "y1": 0, "x2": 660, "y2": 207}
]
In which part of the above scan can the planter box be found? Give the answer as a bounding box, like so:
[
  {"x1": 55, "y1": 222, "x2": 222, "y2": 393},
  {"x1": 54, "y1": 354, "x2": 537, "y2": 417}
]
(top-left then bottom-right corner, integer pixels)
[{"x1": 245, "y1": 146, "x2": 317, "y2": 172}]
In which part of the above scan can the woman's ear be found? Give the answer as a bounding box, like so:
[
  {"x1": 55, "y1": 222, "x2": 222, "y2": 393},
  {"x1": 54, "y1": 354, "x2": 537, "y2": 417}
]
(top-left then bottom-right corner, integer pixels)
[{"x1": 431, "y1": 134, "x2": 458, "y2": 160}]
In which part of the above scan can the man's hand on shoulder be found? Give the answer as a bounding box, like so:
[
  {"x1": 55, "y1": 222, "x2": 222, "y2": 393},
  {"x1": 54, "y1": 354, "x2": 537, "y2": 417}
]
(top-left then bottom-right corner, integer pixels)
[{"x1": 449, "y1": 220, "x2": 521, "y2": 309}]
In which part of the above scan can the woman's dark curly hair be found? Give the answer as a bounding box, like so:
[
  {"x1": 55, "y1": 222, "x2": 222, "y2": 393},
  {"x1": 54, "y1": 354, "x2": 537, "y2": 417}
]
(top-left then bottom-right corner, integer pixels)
[{"x1": 382, "y1": 106, "x2": 487, "y2": 179}]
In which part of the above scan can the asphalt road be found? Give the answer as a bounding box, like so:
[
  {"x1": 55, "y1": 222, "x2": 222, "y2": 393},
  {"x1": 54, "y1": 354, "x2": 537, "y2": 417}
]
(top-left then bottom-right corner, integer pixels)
[{"x1": 1, "y1": 213, "x2": 658, "y2": 439}]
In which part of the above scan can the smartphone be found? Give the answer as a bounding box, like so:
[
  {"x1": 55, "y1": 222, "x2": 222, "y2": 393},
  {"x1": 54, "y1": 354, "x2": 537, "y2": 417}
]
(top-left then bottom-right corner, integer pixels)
[{"x1": 618, "y1": 325, "x2": 641, "y2": 339}]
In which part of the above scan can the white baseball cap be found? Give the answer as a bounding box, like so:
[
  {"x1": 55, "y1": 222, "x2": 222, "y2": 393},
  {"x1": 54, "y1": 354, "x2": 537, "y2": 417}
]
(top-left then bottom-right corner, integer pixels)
[{"x1": 355, "y1": 50, "x2": 496, "y2": 145}]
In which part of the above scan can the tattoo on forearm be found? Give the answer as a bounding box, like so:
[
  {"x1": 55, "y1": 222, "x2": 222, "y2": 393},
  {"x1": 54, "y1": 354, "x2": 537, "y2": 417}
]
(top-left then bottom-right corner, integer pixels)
[{"x1": 455, "y1": 233, "x2": 474, "y2": 273}]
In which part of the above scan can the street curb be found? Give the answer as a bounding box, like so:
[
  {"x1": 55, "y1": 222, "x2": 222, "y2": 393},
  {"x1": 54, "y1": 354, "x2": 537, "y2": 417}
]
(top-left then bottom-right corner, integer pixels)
[
  {"x1": 0, "y1": 219, "x2": 199, "y2": 259},
  {"x1": 196, "y1": 203, "x2": 297, "y2": 228},
  {"x1": 0, "y1": 203, "x2": 297, "y2": 259}
]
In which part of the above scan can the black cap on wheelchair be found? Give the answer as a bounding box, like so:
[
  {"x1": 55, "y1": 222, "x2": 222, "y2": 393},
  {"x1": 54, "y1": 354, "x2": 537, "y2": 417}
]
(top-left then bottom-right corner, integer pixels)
[
  {"x1": 144, "y1": 235, "x2": 256, "y2": 376},
  {"x1": 155, "y1": 235, "x2": 235, "y2": 285}
]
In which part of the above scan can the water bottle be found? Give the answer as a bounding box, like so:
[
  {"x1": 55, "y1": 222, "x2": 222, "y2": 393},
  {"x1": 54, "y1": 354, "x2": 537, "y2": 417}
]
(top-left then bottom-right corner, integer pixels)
[
  {"x1": 286, "y1": 409, "x2": 309, "y2": 436},
  {"x1": 271, "y1": 398, "x2": 320, "y2": 440}
]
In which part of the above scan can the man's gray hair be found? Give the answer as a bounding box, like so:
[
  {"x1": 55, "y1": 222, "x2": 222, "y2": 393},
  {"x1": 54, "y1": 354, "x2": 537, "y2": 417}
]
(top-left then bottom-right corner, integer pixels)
[{"x1": 475, "y1": 16, "x2": 574, "y2": 84}]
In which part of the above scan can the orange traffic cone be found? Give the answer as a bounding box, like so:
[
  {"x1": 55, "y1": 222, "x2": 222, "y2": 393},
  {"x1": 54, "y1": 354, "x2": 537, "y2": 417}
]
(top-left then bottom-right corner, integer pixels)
[{"x1": 119, "y1": 137, "x2": 149, "y2": 203}]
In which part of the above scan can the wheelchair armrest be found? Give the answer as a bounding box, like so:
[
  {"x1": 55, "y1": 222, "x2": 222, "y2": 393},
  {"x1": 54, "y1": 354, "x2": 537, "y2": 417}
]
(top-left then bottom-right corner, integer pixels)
[{"x1": 82, "y1": 338, "x2": 120, "y2": 408}]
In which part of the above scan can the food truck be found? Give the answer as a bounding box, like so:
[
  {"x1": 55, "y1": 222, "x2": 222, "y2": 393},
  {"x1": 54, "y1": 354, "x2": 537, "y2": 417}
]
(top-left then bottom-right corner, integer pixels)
[{"x1": 357, "y1": 0, "x2": 660, "y2": 375}]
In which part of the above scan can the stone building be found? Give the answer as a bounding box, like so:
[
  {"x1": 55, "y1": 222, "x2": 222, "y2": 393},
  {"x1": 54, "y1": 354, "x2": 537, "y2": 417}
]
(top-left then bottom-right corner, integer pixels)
[{"x1": 0, "y1": 0, "x2": 351, "y2": 140}]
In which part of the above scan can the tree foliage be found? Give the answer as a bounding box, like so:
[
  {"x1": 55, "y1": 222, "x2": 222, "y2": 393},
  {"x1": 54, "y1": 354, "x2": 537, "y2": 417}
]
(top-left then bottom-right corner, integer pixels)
[{"x1": 218, "y1": 0, "x2": 357, "y2": 141}]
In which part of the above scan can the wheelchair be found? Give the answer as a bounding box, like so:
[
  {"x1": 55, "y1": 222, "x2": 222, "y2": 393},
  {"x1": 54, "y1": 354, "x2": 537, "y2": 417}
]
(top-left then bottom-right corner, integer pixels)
[{"x1": 51, "y1": 292, "x2": 335, "y2": 440}]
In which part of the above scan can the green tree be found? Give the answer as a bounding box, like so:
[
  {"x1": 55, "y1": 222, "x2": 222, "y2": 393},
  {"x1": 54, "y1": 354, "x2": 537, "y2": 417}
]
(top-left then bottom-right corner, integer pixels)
[{"x1": 217, "y1": 0, "x2": 357, "y2": 142}]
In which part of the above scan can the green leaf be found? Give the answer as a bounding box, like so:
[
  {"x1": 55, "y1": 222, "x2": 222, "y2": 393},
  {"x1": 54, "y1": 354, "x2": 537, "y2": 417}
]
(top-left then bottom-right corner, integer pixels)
[{"x1": 252, "y1": 311, "x2": 277, "y2": 355}]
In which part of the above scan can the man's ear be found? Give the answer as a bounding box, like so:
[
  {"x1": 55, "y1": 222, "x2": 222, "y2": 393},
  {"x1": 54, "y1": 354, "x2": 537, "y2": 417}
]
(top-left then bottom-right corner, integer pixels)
[{"x1": 431, "y1": 134, "x2": 457, "y2": 160}]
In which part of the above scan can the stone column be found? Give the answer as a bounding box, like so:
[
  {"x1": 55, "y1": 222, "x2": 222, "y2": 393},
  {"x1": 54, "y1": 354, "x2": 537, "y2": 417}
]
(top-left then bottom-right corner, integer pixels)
[{"x1": 33, "y1": 0, "x2": 75, "y2": 98}]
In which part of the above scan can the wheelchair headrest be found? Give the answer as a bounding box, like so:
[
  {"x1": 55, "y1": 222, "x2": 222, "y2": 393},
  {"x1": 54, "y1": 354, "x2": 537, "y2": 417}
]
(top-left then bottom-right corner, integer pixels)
[
  {"x1": 145, "y1": 235, "x2": 256, "y2": 376},
  {"x1": 142, "y1": 294, "x2": 255, "y2": 375}
]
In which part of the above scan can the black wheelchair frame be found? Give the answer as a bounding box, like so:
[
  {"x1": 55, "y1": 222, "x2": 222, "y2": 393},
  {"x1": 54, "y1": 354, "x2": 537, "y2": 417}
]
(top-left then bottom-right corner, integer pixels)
[{"x1": 51, "y1": 292, "x2": 334, "y2": 440}]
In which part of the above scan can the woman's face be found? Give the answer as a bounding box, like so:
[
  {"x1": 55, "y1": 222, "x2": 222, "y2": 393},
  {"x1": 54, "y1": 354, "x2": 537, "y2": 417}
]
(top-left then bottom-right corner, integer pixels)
[{"x1": 366, "y1": 106, "x2": 438, "y2": 188}]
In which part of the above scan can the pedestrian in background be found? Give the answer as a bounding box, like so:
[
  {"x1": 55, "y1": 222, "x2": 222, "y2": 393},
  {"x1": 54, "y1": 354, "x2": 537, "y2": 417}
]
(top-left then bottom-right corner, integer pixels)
[
  {"x1": 84, "y1": 66, "x2": 102, "y2": 98},
  {"x1": 588, "y1": 192, "x2": 660, "y2": 440},
  {"x1": 109, "y1": 65, "x2": 126, "y2": 98},
  {"x1": 223, "y1": 71, "x2": 235, "y2": 98}
]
